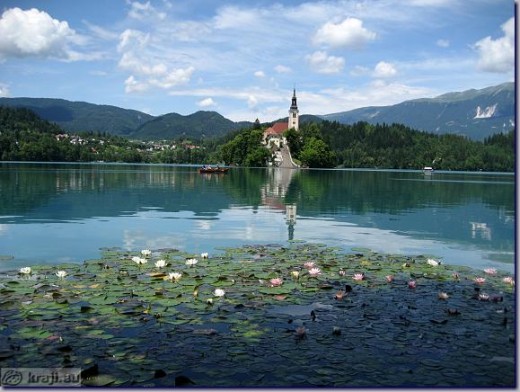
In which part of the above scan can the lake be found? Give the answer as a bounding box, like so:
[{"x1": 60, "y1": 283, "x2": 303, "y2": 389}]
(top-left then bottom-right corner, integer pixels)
[{"x1": 0, "y1": 162, "x2": 515, "y2": 273}]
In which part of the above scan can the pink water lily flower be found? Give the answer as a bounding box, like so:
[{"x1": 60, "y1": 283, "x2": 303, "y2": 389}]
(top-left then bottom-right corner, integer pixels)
[
  {"x1": 352, "y1": 273, "x2": 364, "y2": 281},
  {"x1": 308, "y1": 267, "x2": 321, "y2": 277},
  {"x1": 503, "y1": 276, "x2": 514, "y2": 285},
  {"x1": 474, "y1": 277, "x2": 486, "y2": 285},
  {"x1": 483, "y1": 268, "x2": 497, "y2": 275},
  {"x1": 408, "y1": 280, "x2": 416, "y2": 289},
  {"x1": 270, "y1": 278, "x2": 283, "y2": 287},
  {"x1": 385, "y1": 275, "x2": 394, "y2": 283},
  {"x1": 304, "y1": 261, "x2": 316, "y2": 269}
]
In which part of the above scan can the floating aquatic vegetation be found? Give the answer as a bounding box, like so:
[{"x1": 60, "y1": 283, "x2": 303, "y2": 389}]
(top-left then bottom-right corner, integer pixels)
[{"x1": 0, "y1": 243, "x2": 515, "y2": 387}]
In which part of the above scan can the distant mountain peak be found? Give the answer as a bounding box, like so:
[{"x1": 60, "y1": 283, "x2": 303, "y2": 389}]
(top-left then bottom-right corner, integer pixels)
[{"x1": 320, "y1": 82, "x2": 514, "y2": 140}]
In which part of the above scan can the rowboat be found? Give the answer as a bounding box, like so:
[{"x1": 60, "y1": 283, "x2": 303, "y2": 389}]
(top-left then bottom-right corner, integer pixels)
[
  {"x1": 423, "y1": 166, "x2": 434, "y2": 175},
  {"x1": 199, "y1": 166, "x2": 230, "y2": 174}
]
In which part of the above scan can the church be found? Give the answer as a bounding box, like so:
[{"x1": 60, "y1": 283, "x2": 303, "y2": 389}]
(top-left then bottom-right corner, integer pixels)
[{"x1": 261, "y1": 89, "x2": 299, "y2": 149}]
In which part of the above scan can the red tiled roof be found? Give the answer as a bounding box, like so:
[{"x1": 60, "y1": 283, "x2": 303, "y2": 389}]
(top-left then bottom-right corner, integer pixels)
[{"x1": 271, "y1": 122, "x2": 288, "y2": 134}]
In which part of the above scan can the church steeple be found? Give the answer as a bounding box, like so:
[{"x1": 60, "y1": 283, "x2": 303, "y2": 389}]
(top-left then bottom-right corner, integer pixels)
[{"x1": 288, "y1": 88, "x2": 299, "y2": 131}]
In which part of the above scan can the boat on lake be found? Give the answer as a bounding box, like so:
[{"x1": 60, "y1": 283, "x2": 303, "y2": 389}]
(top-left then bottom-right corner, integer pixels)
[
  {"x1": 199, "y1": 165, "x2": 230, "y2": 174},
  {"x1": 423, "y1": 166, "x2": 434, "y2": 174}
]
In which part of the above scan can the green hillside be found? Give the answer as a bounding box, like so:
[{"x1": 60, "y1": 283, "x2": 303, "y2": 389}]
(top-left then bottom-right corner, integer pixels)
[
  {"x1": 0, "y1": 97, "x2": 153, "y2": 136},
  {"x1": 131, "y1": 111, "x2": 248, "y2": 140}
]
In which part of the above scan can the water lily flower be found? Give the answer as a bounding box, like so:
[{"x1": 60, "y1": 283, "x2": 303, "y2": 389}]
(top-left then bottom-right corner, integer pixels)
[
  {"x1": 201, "y1": 252, "x2": 209, "y2": 259},
  {"x1": 207, "y1": 298, "x2": 213, "y2": 304},
  {"x1": 438, "y1": 292, "x2": 449, "y2": 300},
  {"x1": 352, "y1": 273, "x2": 365, "y2": 281},
  {"x1": 474, "y1": 277, "x2": 486, "y2": 285},
  {"x1": 503, "y1": 276, "x2": 514, "y2": 285},
  {"x1": 133, "y1": 257, "x2": 147, "y2": 266},
  {"x1": 304, "y1": 261, "x2": 315, "y2": 269},
  {"x1": 452, "y1": 272, "x2": 460, "y2": 280},
  {"x1": 427, "y1": 258, "x2": 440, "y2": 267},
  {"x1": 385, "y1": 275, "x2": 394, "y2": 283},
  {"x1": 270, "y1": 278, "x2": 283, "y2": 287},
  {"x1": 295, "y1": 326, "x2": 306, "y2": 339},
  {"x1": 408, "y1": 280, "x2": 416, "y2": 289},
  {"x1": 167, "y1": 272, "x2": 182, "y2": 282},
  {"x1": 186, "y1": 258, "x2": 198, "y2": 267},
  {"x1": 484, "y1": 268, "x2": 497, "y2": 275},
  {"x1": 291, "y1": 270, "x2": 299, "y2": 280},
  {"x1": 478, "y1": 293, "x2": 490, "y2": 301},
  {"x1": 214, "y1": 288, "x2": 225, "y2": 297},
  {"x1": 141, "y1": 249, "x2": 152, "y2": 257},
  {"x1": 338, "y1": 270, "x2": 346, "y2": 276},
  {"x1": 56, "y1": 270, "x2": 67, "y2": 279},
  {"x1": 402, "y1": 262, "x2": 411, "y2": 268},
  {"x1": 308, "y1": 267, "x2": 321, "y2": 277},
  {"x1": 19, "y1": 267, "x2": 32, "y2": 275},
  {"x1": 155, "y1": 259, "x2": 167, "y2": 269}
]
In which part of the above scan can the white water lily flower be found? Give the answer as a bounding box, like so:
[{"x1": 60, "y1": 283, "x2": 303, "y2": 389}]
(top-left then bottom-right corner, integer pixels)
[
  {"x1": 186, "y1": 258, "x2": 198, "y2": 267},
  {"x1": 291, "y1": 271, "x2": 299, "y2": 279},
  {"x1": 214, "y1": 288, "x2": 225, "y2": 297},
  {"x1": 133, "y1": 257, "x2": 147, "y2": 265},
  {"x1": 201, "y1": 252, "x2": 209, "y2": 259},
  {"x1": 438, "y1": 292, "x2": 449, "y2": 300},
  {"x1": 141, "y1": 249, "x2": 152, "y2": 257},
  {"x1": 427, "y1": 258, "x2": 440, "y2": 267},
  {"x1": 167, "y1": 272, "x2": 182, "y2": 282},
  {"x1": 56, "y1": 270, "x2": 67, "y2": 279},
  {"x1": 19, "y1": 267, "x2": 32, "y2": 275},
  {"x1": 155, "y1": 259, "x2": 167, "y2": 268},
  {"x1": 503, "y1": 276, "x2": 514, "y2": 285}
]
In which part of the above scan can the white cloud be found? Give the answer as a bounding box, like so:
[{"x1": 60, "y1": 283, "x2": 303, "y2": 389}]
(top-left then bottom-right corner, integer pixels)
[
  {"x1": 247, "y1": 95, "x2": 258, "y2": 108},
  {"x1": 0, "y1": 7, "x2": 79, "y2": 60},
  {"x1": 312, "y1": 17, "x2": 376, "y2": 49},
  {"x1": 306, "y1": 51, "x2": 345, "y2": 74},
  {"x1": 198, "y1": 97, "x2": 216, "y2": 107},
  {"x1": 213, "y1": 5, "x2": 259, "y2": 30},
  {"x1": 127, "y1": 1, "x2": 166, "y2": 21},
  {"x1": 350, "y1": 65, "x2": 370, "y2": 76},
  {"x1": 124, "y1": 75, "x2": 149, "y2": 93},
  {"x1": 254, "y1": 70, "x2": 265, "y2": 78},
  {"x1": 274, "y1": 64, "x2": 291, "y2": 73},
  {"x1": 0, "y1": 83, "x2": 10, "y2": 97},
  {"x1": 436, "y1": 39, "x2": 450, "y2": 48},
  {"x1": 117, "y1": 28, "x2": 195, "y2": 93},
  {"x1": 373, "y1": 61, "x2": 397, "y2": 78},
  {"x1": 474, "y1": 17, "x2": 514, "y2": 73}
]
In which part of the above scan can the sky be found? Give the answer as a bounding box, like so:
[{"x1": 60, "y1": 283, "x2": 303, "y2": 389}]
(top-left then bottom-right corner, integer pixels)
[{"x1": 0, "y1": 0, "x2": 515, "y2": 122}]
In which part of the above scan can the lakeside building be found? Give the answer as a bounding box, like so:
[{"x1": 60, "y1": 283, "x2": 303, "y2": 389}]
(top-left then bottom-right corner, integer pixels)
[{"x1": 262, "y1": 89, "x2": 299, "y2": 149}]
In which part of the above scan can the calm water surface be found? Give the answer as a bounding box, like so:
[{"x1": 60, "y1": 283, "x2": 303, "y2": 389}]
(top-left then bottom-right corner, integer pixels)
[{"x1": 0, "y1": 162, "x2": 515, "y2": 273}]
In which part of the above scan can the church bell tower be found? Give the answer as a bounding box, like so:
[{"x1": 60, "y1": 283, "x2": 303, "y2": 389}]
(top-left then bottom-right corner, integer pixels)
[{"x1": 288, "y1": 88, "x2": 299, "y2": 131}]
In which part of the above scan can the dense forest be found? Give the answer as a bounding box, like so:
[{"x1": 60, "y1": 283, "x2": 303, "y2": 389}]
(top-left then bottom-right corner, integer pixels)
[{"x1": 0, "y1": 106, "x2": 515, "y2": 171}]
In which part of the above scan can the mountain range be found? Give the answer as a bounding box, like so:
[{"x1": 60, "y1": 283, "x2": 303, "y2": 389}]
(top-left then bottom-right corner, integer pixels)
[{"x1": 0, "y1": 82, "x2": 514, "y2": 141}]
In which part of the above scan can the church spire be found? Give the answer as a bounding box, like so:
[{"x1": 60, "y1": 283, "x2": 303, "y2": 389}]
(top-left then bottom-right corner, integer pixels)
[{"x1": 288, "y1": 88, "x2": 299, "y2": 131}]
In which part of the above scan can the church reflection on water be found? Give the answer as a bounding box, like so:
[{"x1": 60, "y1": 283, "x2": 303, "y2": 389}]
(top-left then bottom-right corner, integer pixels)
[{"x1": 260, "y1": 168, "x2": 297, "y2": 240}]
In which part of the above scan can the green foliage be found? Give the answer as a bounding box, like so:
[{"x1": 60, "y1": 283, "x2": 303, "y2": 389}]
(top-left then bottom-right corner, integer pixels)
[
  {"x1": 314, "y1": 120, "x2": 514, "y2": 171},
  {"x1": 214, "y1": 128, "x2": 269, "y2": 166},
  {"x1": 286, "y1": 123, "x2": 336, "y2": 168}
]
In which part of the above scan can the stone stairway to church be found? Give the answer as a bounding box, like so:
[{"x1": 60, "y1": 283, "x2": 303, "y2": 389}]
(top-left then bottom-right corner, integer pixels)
[{"x1": 278, "y1": 144, "x2": 299, "y2": 168}]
